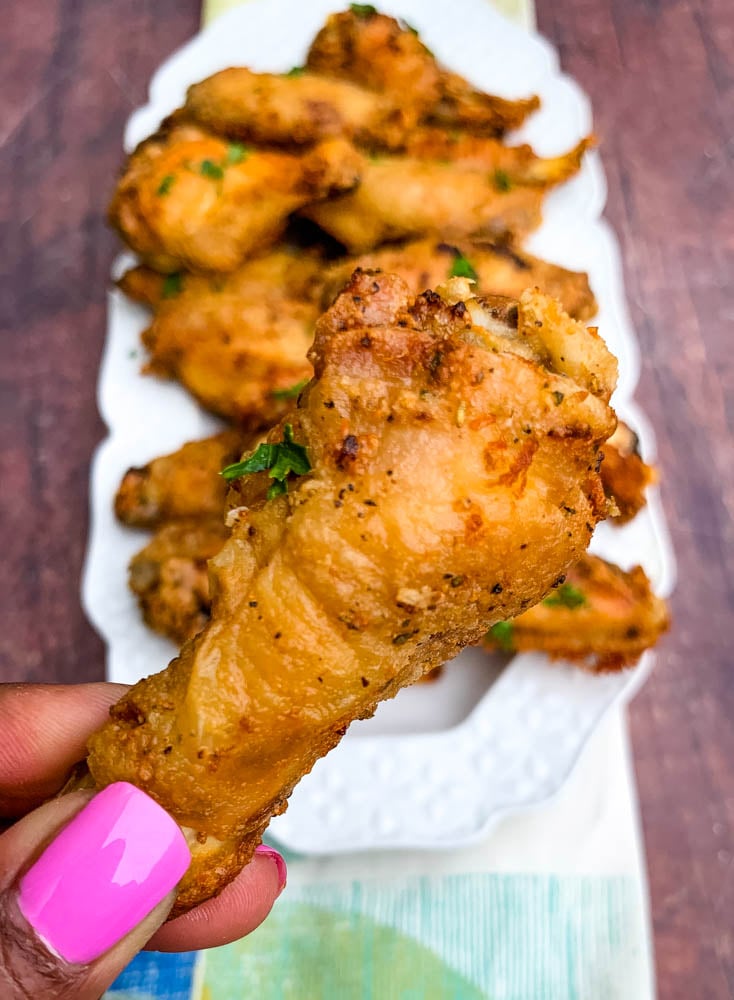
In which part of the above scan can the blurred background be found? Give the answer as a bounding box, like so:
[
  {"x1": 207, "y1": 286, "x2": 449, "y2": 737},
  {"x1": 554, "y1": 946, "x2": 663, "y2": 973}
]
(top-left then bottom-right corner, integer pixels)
[{"x1": 1, "y1": 1, "x2": 732, "y2": 997}]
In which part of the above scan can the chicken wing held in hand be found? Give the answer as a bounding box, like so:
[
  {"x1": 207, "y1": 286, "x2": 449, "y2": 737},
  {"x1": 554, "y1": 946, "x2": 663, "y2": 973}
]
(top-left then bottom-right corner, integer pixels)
[
  {"x1": 81, "y1": 272, "x2": 617, "y2": 915},
  {"x1": 109, "y1": 123, "x2": 361, "y2": 272},
  {"x1": 484, "y1": 553, "x2": 669, "y2": 671}
]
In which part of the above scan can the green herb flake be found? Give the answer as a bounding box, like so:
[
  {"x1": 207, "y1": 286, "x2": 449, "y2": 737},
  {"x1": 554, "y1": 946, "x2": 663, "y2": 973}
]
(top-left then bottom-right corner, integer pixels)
[
  {"x1": 156, "y1": 174, "x2": 175, "y2": 196},
  {"x1": 350, "y1": 3, "x2": 378, "y2": 17},
  {"x1": 552, "y1": 391, "x2": 565, "y2": 406},
  {"x1": 226, "y1": 143, "x2": 250, "y2": 164},
  {"x1": 448, "y1": 253, "x2": 478, "y2": 282},
  {"x1": 543, "y1": 582, "x2": 587, "y2": 609},
  {"x1": 200, "y1": 159, "x2": 224, "y2": 180},
  {"x1": 488, "y1": 620, "x2": 514, "y2": 652},
  {"x1": 286, "y1": 65, "x2": 306, "y2": 77},
  {"x1": 162, "y1": 273, "x2": 183, "y2": 299},
  {"x1": 400, "y1": 19, "x2": 419, "y2": 35},
  {"x1": 493, "y1": 168, "x2": 513, "y2": 192},
  {"x1": 220, "y1": 423, "x2": 311, "y2": 498},
  {"x1": 272, "y1": 378, "x2": 309, "y2": 400}
]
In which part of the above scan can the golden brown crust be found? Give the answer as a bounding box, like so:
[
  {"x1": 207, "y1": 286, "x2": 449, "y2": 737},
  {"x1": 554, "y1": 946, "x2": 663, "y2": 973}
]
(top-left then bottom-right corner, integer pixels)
[
  {"x1": 600, "y1": 420, "x2": 657, "y2": 524},
  {"x1": 483, "y1": 553, "x2": 669, "y2": 671},
  {"x1": 108, "y1": 125, "x2": 362, "y2": 272},
  {"x1": 128, "y1": 519, "x2": 231, "y2": 644},
  {"x1": 84, "y1": 273, "x2": 616, "y2": 915},
  {"x1": 320, "y1": 237, "x2": 597, "y2": 321},
  {"x1": 115, "y1": 430, "x2": 251, "y2": 528}
]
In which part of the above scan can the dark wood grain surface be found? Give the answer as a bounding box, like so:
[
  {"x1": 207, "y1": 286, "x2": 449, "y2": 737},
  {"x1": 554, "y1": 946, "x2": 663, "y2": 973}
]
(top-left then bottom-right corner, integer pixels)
[{"x1": 1, "y1": 1, "x2": 731, "y2": 996}]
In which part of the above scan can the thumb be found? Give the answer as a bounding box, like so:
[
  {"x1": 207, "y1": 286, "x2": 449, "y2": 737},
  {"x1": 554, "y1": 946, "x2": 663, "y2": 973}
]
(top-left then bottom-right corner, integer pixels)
[{"x1": 0, "y1": 783, "x2": 190, "y2": 1000}]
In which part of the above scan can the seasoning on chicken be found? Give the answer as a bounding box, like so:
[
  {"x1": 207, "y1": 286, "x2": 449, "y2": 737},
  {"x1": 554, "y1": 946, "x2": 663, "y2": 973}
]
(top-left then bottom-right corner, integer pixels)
[
  {"x1": 484, "y1": 553, "x2": 669, "y2": 672},
  {"x1": 78, "y1": 272, "x2": 617, "y2": 915}
]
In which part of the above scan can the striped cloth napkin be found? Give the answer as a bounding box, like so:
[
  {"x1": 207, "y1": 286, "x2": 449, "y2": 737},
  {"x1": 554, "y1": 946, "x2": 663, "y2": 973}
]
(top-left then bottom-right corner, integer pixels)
[{"x1": 106, "y1": 3, "x2": 654, "y2": 996}]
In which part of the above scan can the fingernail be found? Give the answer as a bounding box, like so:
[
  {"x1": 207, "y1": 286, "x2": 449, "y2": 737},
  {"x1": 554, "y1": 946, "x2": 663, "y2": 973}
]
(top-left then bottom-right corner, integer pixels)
[
  {"x1": 18, "y1": 782, "x2": 190, "y2": 964},
  {"x1": 255, "y1": 844, "x2": 287, "y2": 892}
]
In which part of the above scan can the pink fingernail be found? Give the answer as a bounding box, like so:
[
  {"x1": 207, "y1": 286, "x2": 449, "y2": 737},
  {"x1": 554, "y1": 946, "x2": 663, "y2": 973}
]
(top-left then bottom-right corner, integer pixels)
[
  {"x1": 255, "y1": 844, "x2": 287, "y2": 892},
  {"x1": 18, "y1": 782, "x2": 190, "y2": 964}
]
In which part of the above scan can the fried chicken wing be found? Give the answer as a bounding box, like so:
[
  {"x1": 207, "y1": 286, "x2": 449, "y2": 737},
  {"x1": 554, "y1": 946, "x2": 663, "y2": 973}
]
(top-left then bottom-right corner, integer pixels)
[
  {"x1": 109, "y1": 123, "x2": 361, "y2": 272},
  {"x1": 130, "y1": 249, "x2": 322, "y2": 426},
  {"x1": 484, "y1": 553, "x2": 669, "y2": 671},
  {"x1": 320, "y1": 237, "x2": 597, "y2": 320},
  {"x1": 129, "y1": 519, "x2": 231, "y2": 645},
  {"x1": 600, "y1": 420, "x2": 657, "y2": 524},
  {"x1": 184, "y1": 68, "x2": 410, "y2": 150},
  {"x1": 300, "y1": 141, "x2": 585, "y2": 251},
  {"x1": 306, "y1": 8, "x2": 538, "y2": 137},
  {"x1": 82, "y1": 273, "x2": 616, "y2": 914},
  {"x1": 115, "y1": 430, "x2": 252, "y2": 528}
]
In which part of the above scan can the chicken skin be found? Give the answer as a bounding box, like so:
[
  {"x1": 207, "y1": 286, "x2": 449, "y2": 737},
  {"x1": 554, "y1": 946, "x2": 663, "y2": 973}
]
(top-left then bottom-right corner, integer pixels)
[
  {"x1": 484, "y1": 553, "x2": 669, "y2": 672},
  {"x1": 109, "y1": 123, "x2": 361, "y2": 272},
  {"x1": 321, "y1": 238, "x2": 597, "y2": 320},
  {"x1": 129, "y1": 519, "x2": 231, "y2": 645},
  {"x1": 78, "y1": 272, "x2": 617, "y2": 915},
  {"x1": 129, "y1": 250, "x2": 323, "y2": 427},
  {"x1": 600, "y1": 420, "x2": 657, "y2": 524},
  {"x1": 184, "y1": 67, "x2": 411, "y2": 150},
  {"x1": 301, "y1": 138, "x2": 587, "y2": 252},
  {"x1": 306, "y1": 7, "x2": 539, "y2": 137},
  {"x1": 115, "y1": 430, "x2": 252, "y2": 529}
]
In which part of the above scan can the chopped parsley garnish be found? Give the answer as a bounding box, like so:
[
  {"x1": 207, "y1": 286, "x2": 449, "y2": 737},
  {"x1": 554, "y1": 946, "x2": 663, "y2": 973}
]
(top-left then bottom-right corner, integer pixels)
[
  {"x1": 162, "y1": 273, "x2": 183, "y2": 298},
  {"x1": 200, "y1": 159, "x2": 224, "y2": 180},
  {"x1": 272, "y1": 378, "x2": 309, "y2": 400},
  {"x1": 543, "y1": 583, "x2": 587, "y2": 609},
  {"x1": 226, "y1": 143, "x2": 250, "y2": 164},
  {"x1": 493, "y1": 168, "x2": 513, "y2": 192},
  {"x1": 286, "y1": 65, "x2": 306, "y2": 77},
  {"x1": 220, "y1": 423, "x2": 311, "y2": 500},
  {"x1": 350, "y1": 3, "x2": 377, "y2": 17},
  {"x1": 448, "y1": 253, "x2": 478, "y2": 282},
  {"x1": 552, "y1": 391, "x2": 565, "y2": 406},
  {"x1": 156, "y1": 174, "x2": 175, "y2": 196},
  {"x1": 488, "y1": 620, "x2": 514, "y2": 652}
]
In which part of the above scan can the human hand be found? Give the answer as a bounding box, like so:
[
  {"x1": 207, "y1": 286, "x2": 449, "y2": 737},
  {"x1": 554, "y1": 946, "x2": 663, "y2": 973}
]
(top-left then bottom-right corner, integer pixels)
[{"x1": 0, "y1": 683, "x2": 286, "y2": 999}]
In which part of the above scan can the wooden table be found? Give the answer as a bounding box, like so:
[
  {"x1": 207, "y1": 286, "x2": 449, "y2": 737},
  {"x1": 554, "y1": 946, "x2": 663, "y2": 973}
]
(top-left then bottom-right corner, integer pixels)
[{"x1": 1, "y1": 2, "x2": 731, "y2": 995}]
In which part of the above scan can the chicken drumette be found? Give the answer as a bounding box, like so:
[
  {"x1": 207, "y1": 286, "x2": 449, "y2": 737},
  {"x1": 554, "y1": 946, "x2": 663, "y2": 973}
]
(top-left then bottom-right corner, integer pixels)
[{"x1": 80, "y1": 272, "x2": 616, "y2": 914}]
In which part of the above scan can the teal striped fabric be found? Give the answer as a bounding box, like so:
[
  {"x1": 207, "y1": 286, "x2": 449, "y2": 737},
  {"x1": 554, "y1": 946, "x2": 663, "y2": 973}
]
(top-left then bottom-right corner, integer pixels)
[{"x1": 109, "y1": 873, "x2": 647, "y2": 999}]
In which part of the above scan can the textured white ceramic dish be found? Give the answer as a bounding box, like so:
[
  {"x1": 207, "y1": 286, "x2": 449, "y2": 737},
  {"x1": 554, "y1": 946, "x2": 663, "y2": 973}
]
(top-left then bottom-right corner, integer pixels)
[{"x1": 83, "y1": 0, "x2": 675, "y2": 854}]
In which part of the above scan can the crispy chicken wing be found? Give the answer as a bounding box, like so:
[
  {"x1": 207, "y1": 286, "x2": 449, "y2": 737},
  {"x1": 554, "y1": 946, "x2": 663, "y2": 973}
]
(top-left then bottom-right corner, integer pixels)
[
  {"x1": 81, "y1": 273, "x2": 616, "y2": 914},
  {"x1": 320, "y1": 237, "x2": 597, "y2": 320},
  {"x1": 484, "y1": 553, "x2": 669, "y2": 671},
  {"x1": 115, "y1": 430, "x2": 252, "y2": 529},
  {"x1": 600, "y1": 420, "x2": 657, "y2": 524},
  {"x1": 301, "y1": 139, "x2": 586, "y2": 251},
  {"x1": 109, "y1": 123, "x2": 361, "y2": 272},
  {"x1": 306, "y1": 8, "x2": 539, "y2": 137},
  {"x1": 130, "y1": 250, "x2": 322, "y2": 427},
  {"x1": 129, "y1": 519, "x2": 231, "y2": 645},
  {"x1": 184, "y1": 68, "x2": 410, "y2": 150}
]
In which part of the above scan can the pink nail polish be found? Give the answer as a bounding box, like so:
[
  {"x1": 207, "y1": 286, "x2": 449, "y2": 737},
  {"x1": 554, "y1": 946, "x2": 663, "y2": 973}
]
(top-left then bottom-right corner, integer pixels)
[
  {"x1": 255, "y1": 844, "x2": 287, "y2": 891},
  {"x1": 18, "y1": 782, "x2": 190, "y2": 964}
]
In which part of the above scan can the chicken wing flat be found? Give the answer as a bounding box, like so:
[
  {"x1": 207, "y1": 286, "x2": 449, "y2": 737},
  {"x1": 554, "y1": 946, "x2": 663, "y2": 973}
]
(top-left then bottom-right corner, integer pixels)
[
  {"x1": 301, "y1": 140, "x2": 586, "y2": 251},
  {"x1": 109, "y1": 123, "x2": 361, "y2": 272},
  {"x1": 115, "y1": 430, "x2": 252, "y2": 529},
  {"x1": 484, "y1": 553, "x2": 669, "y2": 671},
  {"x1": 600, "y1": 420, "x2": 657, "y2": 524},
  {"x1": 306, "y1": 7, "x2": 539, "y2": 137},
  {"x1": 80, "y1": 272, "x2": 616, "y2": 914},
  {"x1": 320, "y1": 238, "x2": 597, "y2": 321},
  {"x1": 184, "y1": 68, "x2": 410, "y2": 150},
  {"x1": 130, "y1": 250, "x2": 323, "y2": 427},
  {"x1": 129, "y1": 519, "x2": 231, "y2": 645}
]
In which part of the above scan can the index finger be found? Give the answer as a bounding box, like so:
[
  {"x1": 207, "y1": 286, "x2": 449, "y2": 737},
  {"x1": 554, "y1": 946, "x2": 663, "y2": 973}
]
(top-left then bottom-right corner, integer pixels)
[{"x1": 0, "y1": 683, "x2": 128, "y2": 817}]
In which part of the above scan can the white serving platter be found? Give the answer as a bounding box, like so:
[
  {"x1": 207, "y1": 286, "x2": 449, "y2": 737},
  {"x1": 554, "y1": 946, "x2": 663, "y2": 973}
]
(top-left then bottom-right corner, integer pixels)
[{"x1": 82, "y1": 0, "x2": 675, "y2": 854}]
